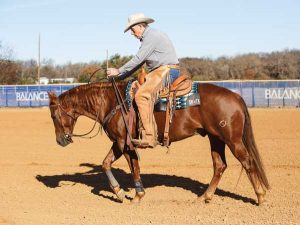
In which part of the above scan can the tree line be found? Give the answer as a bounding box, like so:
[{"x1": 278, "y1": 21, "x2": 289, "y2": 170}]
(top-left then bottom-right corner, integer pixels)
[
  {"x1": 1, "y1": 41, "x2": 299, "y2": 85},
  {"x1": 180, "y1": 49, "x2": 300, "y2": 81}
]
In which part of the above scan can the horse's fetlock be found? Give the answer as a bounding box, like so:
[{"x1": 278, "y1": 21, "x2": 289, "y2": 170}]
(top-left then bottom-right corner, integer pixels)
[{"x1": 255, "y1": 188, "x2": 266, "y2": 196}]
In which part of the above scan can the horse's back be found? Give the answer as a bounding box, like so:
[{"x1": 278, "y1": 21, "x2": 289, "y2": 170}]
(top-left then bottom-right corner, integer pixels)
[{"x1": 198, "y1": 83, "x2": 243, "y2": 110}]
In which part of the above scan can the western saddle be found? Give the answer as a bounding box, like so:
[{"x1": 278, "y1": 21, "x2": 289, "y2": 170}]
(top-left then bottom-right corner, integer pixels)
[{"x1": 132, "y1": 67, "x2": 192, "y2": 147}]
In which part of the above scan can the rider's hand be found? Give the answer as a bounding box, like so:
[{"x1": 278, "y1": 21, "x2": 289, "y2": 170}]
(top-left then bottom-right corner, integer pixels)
[{"x1": 106, "y1": 68, "x2": 120, "y2": 77}]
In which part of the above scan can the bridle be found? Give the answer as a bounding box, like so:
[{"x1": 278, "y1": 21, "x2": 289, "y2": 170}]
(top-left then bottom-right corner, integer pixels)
[
  {"x1": 51, "y1": 95, "x2": 129, "y2": 140},
  {"x1": 50, "y1": 65, "x2": 112, "y2": 139},
  {"x1": 49, "y1": 66, "x2": 139, "y2": 158},
  {"x1": 56, "y1": 103, "x2": 76, "y2": 120},
  {"x1": 52, "y1": 103, "x2": 102, "y2": 139}
]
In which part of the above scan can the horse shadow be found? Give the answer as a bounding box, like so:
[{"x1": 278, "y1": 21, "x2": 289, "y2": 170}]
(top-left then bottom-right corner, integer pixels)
[{"x1": 35, "y1": 163, "x2": 256, "y2": 205}]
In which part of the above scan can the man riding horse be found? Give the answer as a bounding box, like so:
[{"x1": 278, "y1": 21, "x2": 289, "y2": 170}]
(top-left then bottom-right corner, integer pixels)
[
  {"x1": 48, "y1": 14, "x2": 270, "y2": 203},
  {"x1": 107, "y1": 13, "x2": 180, "y2": 148}
]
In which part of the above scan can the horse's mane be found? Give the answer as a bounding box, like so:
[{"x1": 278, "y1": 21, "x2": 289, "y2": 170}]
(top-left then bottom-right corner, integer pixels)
[{"x1": 58, "y1": 81, "x2": 128, "y2": 107}]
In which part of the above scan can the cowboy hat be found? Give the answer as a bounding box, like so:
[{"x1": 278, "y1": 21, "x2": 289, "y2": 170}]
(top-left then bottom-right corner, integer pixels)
[{"x1": 124, "y1": 13, "x2": 155, "y2": 33}]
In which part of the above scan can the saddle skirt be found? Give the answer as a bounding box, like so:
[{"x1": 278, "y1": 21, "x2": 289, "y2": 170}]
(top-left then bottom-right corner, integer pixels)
[{"x1": 125, "y1": 80, "x2": 200, "y2": 112}]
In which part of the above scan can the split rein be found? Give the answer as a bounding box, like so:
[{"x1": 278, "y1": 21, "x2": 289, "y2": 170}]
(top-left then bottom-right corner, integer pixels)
[
  {"x1": 68, "y1": 68, "x2": 106, "y2": 139},
  {"x1": 55, "y1": 67, "x2": 129, "y2": 139},
  {"x1": 54, "y1": 103, "x2": 102, "y2": 139}
]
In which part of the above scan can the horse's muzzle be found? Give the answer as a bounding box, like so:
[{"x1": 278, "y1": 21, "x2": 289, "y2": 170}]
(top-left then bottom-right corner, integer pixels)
[{"x1": 56, "y1": 134, "x2": 73, "y2": 147}]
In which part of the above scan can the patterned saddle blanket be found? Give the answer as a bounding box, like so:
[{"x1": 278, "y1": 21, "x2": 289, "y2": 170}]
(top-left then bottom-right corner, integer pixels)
[{"x1": 125, "y1": 80, "x2": 200, "y2": 112}]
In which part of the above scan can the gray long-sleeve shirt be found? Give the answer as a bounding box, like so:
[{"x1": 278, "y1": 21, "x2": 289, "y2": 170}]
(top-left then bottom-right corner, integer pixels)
[{"x1": 118, "y1": 27, "x2": 179, "y2": 77}]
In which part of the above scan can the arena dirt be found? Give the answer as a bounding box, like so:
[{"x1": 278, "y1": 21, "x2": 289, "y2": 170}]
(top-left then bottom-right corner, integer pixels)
[{"x1": 0, "y1": 108, "x2": 299, "y2": 225}]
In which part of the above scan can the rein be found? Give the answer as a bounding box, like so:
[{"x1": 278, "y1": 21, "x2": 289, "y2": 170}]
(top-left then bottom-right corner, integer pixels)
[
  {"x1": 56, "y1": 102, "x2": 103, "y2": 139},
  {"x1": 72, "y1": 110, "x2": 102, "y2": 139},
  {"x1": 71, "y1": 88, "x2": 132, "y2": 139},
  {"x1": 57, "y1": 71, "x2": 108, "y2": 139},
  {"x1": 110, "y1": 77, "x2": 140, "y2": 159},
  {"x1": 55, "y1": 83, "x2": 131, "y2": 140},
  {"x1": 53, "y1": 66, "x2": 139, "y2": 149},
  {"x1": 88, "y1": 68, "x2": 103, "y2": 84}
]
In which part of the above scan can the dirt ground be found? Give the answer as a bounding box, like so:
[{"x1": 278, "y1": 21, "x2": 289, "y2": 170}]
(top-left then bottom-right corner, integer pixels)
[{"x1": 0, "y1": 108, "x2": 299, "y2": 225}]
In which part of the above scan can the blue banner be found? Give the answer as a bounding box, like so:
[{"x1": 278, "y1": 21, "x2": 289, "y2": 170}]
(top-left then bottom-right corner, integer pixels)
[
  {"x1": 0, "y1": 84, "x2": 78, "y2": 107},
  {"x1": 0, "y1": 81, "x2": 300, "y2": 107}
]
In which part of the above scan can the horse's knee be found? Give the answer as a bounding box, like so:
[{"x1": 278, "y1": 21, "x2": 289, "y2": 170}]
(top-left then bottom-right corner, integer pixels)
[
  {"x1": 102, "y1": 158, "x2": 111, "y2": 172},
  {"x1": 220, "y1": 163, "x2": 227, "y2": 174},
  {"x1": 214, "y1": 161, "x2": 227, "y2": 176},
  {"x1": 211, "y1": 150, "x2": 227, "y2": 176}
]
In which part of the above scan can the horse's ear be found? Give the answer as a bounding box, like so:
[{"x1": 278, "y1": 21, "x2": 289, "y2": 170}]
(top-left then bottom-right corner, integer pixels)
[{"x1": 47, "y1": 92, "x2": 58, "y2": 105}]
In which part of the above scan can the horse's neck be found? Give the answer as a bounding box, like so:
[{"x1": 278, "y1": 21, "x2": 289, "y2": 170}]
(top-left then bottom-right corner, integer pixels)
[{"x1": 65, "y1": 83, "x2": 124, "y2": 122}]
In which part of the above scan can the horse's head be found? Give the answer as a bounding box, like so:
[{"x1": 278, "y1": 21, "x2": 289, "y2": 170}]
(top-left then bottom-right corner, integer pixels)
[{"x1": 48, "y1": 92, "x2": 77, "y2": 147}]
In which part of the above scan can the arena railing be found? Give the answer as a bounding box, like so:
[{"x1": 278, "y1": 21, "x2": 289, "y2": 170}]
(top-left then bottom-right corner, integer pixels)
[{"x1": 0, "y1": 80, "x2": 299, "y2": 108}]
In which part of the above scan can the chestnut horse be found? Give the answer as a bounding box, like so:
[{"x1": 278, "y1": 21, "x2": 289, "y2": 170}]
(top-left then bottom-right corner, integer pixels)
[{"x1": 48, "y1": 81, "x2": 270, "y2": 205}]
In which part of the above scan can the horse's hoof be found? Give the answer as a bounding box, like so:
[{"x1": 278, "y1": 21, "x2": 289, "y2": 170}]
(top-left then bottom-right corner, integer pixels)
[
  {"x1": 131, "y1": 191, "x2": 145, "y2": 204},
  {"x1": 257, "y1": 195, "x2": 267, "y2": 206},
  {"x1": 116, "y1": 188, "x2": 125, "y2": 202},
  {"x1": 198, "y1": 194, "x2": 212, "y2": 203}
]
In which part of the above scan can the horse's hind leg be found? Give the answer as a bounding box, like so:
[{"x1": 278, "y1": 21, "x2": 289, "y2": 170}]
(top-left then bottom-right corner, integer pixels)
[
  {"x1": 228, "y1": 141, "x2": 266, "y2": 205},
  {"x1": 199, "y1": 134, "x2": 227, "y2": 203},
  {"x1": 102, "y1": 142, "x2": 125, "y2": 202},
  {"x1": 123, "y1": 149, "x2": 145, "y2": 203}
]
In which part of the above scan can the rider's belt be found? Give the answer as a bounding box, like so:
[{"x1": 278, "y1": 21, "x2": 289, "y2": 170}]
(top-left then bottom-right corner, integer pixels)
[
  {"x1": 150, "y1": 64, "x2": 179, "y2": 72},
  {"x1": 167, "y1": 64, "x2": 180, "y2": 69}
]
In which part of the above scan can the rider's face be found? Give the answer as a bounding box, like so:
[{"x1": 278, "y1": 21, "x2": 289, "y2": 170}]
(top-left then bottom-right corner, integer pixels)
[{"x1": 130, "y1": 24, "x2": 144, "y2": 39}]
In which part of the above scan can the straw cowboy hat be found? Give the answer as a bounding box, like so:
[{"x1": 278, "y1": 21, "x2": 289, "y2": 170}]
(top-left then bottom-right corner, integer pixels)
[{"x1": 124, "y1": 13, "x2": 155, "y2": 33}]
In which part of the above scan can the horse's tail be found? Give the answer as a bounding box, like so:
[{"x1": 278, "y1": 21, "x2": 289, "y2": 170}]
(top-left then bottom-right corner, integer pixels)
[{"x1": 240, "y1": 98, "x2": 271, "y2": 190}]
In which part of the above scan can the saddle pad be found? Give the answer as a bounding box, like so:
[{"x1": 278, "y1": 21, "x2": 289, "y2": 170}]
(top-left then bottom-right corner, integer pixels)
[{"x1": 125, "y1": 80, "x2": 200, "y2": 112}]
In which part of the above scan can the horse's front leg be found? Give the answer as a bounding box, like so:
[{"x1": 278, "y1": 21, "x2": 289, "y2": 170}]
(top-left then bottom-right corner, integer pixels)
[
  {"x1": 124, "y1": 149, "x2": 145, "y2": 203},
  {"x1": 102, "y1": 142, "x2": 125, "y2": 202}
]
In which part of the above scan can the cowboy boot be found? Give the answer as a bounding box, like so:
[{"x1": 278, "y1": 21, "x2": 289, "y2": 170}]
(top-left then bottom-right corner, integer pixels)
[
  {"x1": 132, "y1": 108, "x2": 157, "y2": 148},
  {"x1": 132, "y1": 130, "x2": 157, "y2": 148}
]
